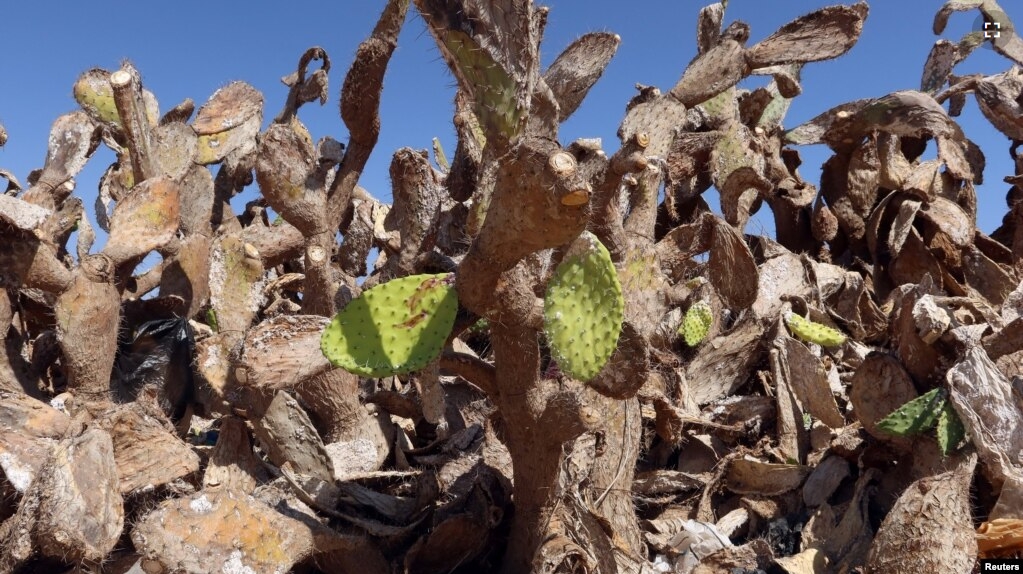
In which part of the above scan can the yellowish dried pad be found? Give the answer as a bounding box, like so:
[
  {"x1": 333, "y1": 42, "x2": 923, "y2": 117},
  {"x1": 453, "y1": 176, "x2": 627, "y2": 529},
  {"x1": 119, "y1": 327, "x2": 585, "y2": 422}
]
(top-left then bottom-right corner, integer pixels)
[
  {"x1": 131, "y1": 489, "x2": 316, "y2": 573},
  {"x1": 73, "y1": 69, "x2": 119, "y2": 125}
]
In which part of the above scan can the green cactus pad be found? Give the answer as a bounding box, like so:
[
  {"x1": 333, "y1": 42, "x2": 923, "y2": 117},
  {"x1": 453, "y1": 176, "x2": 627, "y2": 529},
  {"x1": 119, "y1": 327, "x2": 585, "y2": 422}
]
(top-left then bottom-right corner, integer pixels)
[
  {"x1": 74, "y1": 69, "x2": 120, "y2": 126},
  {"x1": 468, "y1": 318, "x2": 490, "y2": 334},
  {"x1": 699, "y1": 88, "x2": 735, "y2": 121},
  {"x1": 543, "y1": 232, "x2": 624, "y2": 381},
  {"x1": 680, "y1": 301, "x2": 713, "y2": 347},
  {"x1": 321, "y1": 274, "x2": 458, "y2": 377},
  {"x1": 440, "y1": 30, "x2": 522, "y2": 141},
  {"x1": 876, "y1": 387, "x2": 944, "y2": 437},
  {"x1": 784, "y1": 311, "x2": 847, "y2": 347},
  {"x1": 937, "y1": 400, "x2": 966, "y2": 455},
  {"x1": 205, "y1": 309, "x2": 220, "y2": 333},
  {"x1": 756, "y1": 80, "x2": 794, "y2": 130},
  {"x1": 714, "y1": 123, "x2": 755, "y2": 181}
]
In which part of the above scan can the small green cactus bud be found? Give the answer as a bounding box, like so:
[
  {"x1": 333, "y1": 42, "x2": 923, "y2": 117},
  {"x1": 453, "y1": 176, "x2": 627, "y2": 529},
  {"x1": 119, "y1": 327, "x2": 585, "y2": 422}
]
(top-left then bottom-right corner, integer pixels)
[
  {"x1": 784, "y1": 311, "x2": 847, "y2": 346},
  {"x1": 876, "y1": 387, "x2": 945, "y2": 437},
  {"x1": 321, "y1": 274, "x2": 457, "y2": 377},
  {"x1": 544, "y1": 232, "x2": 624, "y2": 381},
  {"x1": 684, "y1": 276, "x2": 707, "y2": 290},
  {"x1": 680, "y1": 300, "x2": 713, "y2": 347}
]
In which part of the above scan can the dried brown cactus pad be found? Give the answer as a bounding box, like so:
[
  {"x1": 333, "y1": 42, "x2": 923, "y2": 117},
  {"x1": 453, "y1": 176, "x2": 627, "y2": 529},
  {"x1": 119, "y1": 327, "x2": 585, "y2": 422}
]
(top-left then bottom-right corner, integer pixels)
[
  {"x1": 131, "y1": 488, "x2": 347, "y2": 573},
  {"x1": 978, "y1": 518, "x2": 1023, "y2": 557},
  {"x1": 866, "y1": 453, "x2": 977, "y2": 573}
]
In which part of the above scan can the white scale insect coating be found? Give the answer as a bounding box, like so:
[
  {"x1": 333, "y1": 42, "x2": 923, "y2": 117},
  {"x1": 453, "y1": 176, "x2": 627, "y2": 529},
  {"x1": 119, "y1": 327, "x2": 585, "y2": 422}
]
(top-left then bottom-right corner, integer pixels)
[
  {"x1": 202, "y1": 342, "x2": 223, "y2": 372},
  {"x1": 207, "y1": 240, "x2": 267, "y2": 316},
  {"x1": 222, "y1": 550, "x2": 258, "y2": 574},
  {"x1": 0, "y1": 452, "x2": 33, "y2": 492},
  {"x1": 49, "y1": 395, "x2": 68, "y2": 413},
  {"x1": 189, "y1": 494, "x2": 213, "y2": 514}
]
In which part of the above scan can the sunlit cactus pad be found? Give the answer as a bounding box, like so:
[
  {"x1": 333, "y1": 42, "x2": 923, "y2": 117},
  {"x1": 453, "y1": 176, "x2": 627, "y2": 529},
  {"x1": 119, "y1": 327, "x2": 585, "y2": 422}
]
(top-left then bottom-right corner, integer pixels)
[
  {"x1": 877, "y1": 387, "x2": 966, "y2": 455},
  {"x1": 784, "y1": 311, "x2": 847, "y2": 347},
  {"x1": 544, "y1": 232, "x2": 624, "y2": 381},
  {"x1": 440, "y1": 30, "x2": 522, "y2": 140},
  {"x1": 73, "y1": 69, "x2": 119, "y2": 125},
  {"x1": 321, "y1": 274, "x2": 457, "y2": 377},
  {"x1": 681, "y1": 300, "x2": 713, "y2": 347}
]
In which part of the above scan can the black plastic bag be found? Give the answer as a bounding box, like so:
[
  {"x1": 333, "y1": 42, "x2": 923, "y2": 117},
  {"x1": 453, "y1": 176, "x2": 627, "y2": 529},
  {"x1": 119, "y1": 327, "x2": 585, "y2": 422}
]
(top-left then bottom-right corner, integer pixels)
[{"x1": 114, "y1": 317, "x2": 195, "y2": 421}]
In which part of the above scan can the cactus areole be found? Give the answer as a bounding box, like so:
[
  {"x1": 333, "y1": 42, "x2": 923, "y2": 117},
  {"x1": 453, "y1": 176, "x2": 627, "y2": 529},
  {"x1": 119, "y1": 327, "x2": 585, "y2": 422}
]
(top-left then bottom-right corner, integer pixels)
[{"x1": 320, "y1": 273, "x2": 457, "y2": 376}]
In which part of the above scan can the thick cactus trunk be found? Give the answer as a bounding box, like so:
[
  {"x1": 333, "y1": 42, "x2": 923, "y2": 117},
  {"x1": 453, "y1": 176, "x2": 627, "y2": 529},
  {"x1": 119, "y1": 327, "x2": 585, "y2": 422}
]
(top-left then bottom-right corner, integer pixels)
[{"x1": 490, "y1": 323, "x2": 644, "y2": 574}]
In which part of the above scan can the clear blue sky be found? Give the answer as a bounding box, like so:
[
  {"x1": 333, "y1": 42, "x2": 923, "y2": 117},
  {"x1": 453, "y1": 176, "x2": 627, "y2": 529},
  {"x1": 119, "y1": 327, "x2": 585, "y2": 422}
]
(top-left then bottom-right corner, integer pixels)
[{"x1": 1, "y1": 1, "x2": 1019, "y2": 253}]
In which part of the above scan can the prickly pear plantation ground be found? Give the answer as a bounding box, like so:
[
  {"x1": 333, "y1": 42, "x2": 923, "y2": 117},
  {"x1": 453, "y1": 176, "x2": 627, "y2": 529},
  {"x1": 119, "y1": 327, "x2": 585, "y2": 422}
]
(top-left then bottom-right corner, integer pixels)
[{"x1": 3, "y1": 0, "x2": 1023, "y2": 573}]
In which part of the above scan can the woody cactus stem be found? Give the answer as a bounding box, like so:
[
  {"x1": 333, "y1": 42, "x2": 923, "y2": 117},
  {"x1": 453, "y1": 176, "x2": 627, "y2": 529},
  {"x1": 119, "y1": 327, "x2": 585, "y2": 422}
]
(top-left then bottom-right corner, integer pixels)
[
  {"x1": 487, "y1": 322, "x2": 562, "y2": 564},
  {"x1": 456, "y1": 141, "x2": 591, "y2": 322},
  {"x1": 590, "y1": 135, "x2": 650, "y2": 261},
  {"x1": 383, "y1": 148, "x2": 446, "y2": 280},
  {"x1": 55, "y1": 255, "x2": 120, "y2": 398},
  {"x1": 410, "y1": 2, "x2": 651, "y2": 570},
  {"x1": 301, "y1": 237, "x2": 335, "y2": 317},
  {"x1": 333, "y1": 0, "x2": 408, "y2": 223},
  {"x1": 110, "y1": 65, "x2": 155, "y2": 184},
  {"x1": 300, "y1": 0, "x2": 408, "y2": 317}
]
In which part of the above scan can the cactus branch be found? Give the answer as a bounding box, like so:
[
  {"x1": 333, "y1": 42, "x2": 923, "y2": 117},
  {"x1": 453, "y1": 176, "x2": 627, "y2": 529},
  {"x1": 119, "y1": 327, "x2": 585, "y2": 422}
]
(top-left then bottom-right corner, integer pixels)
[
  {"x1": 110, "y1": 65, "x2": 156, "y2": 184},
  {"x1": 439, "y1": 350, "x2": 497, "y2": 397},
  {"x1": 332, "y1": 0, "x2": 408, "y2": 226},
  {"x1": 275, "y1": 47, "x2": 331, "y2": 125}
]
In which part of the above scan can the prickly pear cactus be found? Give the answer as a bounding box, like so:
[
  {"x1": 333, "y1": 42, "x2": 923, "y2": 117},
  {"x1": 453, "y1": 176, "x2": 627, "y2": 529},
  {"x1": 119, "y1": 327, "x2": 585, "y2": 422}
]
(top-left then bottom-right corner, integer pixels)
[
  {"x1": 876, "y1": 387, "x2": 944, "y2": 437},
  {"x1": 699, "y1": 88, "x2": 736, "y2": 121},
  {"x1": 544, "y1": 232, "x2": 624, "y2": 381},
  {"x1": 73, "y1": 68, "x2": 159, "y2": 128},
  {"x1": 74, "y1": 69, "x2": 119, "y2": 125},
  {"x1": 784, "y1": 311, "x2": 847, "y2": 346},
  {"x1": 321, "y1": 274, "x2": 458, "y2": 377},
  {"x1": 193, "y1": 81, "x2": 264, "y2": 165},
  {"x1": 442, "y1": 33, "x2": 522, "y2": 141},
  {"x1": 680, "y1": 300, "x2": 713, "y2": 347},
  {"x1": 756, "y1": 76, "x2": 796, "y2": 130},
  {"x1": 937, "y1": 400, "x2": 966, "y2": 455},
  {"x1": 130, "y1": 489, "x2": 319, "y2": 574}
]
